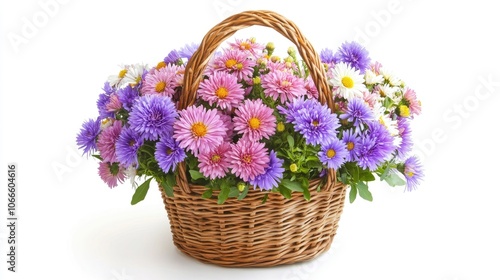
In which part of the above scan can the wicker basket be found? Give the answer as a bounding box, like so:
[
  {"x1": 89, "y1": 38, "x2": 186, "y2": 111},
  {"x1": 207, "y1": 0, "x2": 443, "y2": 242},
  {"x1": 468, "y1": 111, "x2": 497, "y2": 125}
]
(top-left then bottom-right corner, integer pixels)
[{"x1": 159, "y1": 10, "x2": 348, "y2": 267}]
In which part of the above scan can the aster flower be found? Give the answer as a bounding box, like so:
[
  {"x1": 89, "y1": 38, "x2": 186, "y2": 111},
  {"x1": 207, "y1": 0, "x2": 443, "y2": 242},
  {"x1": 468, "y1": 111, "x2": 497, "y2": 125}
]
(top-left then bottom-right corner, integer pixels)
[
  {"x1": 372, "y1": 103, "x2": 399, "y2": 138},
  {"x1": 211, "y1": 49, "x2": 256, "y2": 81},
  {"x1": 228, "y1": 140, "x2": 269, "y2": 182},
  {"x1": 396, "y1": 118, "x2": 412, "y2": 160},
  {"x1": 117, "y1": 85, "x2": 139, "y2": 111},
  {"x1": 304, "y1": 76, "x2": 319, "y2": 99},
  {"x1": 198, "y1": 142, "x2": 232, "y2": 179},
  {"x1": 374, "y1": 84, "x2": 400, "y2": 102},
  {"x1": 318, "y1": 138, "x2": 348, "y2": 169},
  {"x1": 364, "y1": 69, "x2": 384, "y2": 85},
  {"x1": 333, "y1": 41, "x2": 371, "y2": 73},
  {"x1": 106, "y1": 94, "x2": 122, "y2": 112},
  {"x1": 76, "y1": 118, "x2": 101, "y2": 156},
  {"x1": 229, "y1": 38, "x2": 264, "y2": 57},
  {"x1": 216, "y1": 111, "x2": 234, "y2": 142},
  {"x1": 128, "y1": 95, "x2": 177, "y2": 141},
  {"x1": 107, "y1": 65, "x2": 130, "y2": 88},
  {"x1": 261, "y1": 70, "x2": 306, "y2": 104},
  {"x1": 164, "y1": 49, "x2": 182, "y2": 65},
  {"x1": 278, "y1": 97, "x2": 316, "y2": 123},
  {"x1": 341, "y1": 129, "x2": 360, "y2": 162},
  {"x1": 233, "y1": 99, "x2": 276, "y2": 141},
  {"x1": 121, "y1": 63, "x2": 148, "y2": 88},
  {"x1": 173, "y1": 105, "x2": 226, "y2": 155},
  {"x1": 141, "y1": 65, "x2": 179, "y2": 97},
  {"x1": 329, "y1": 62, "x2": 368, "y2": 101},
  {"x1": 402, "y1": 156, "x2": 423, "y2": 191},
  {"x1": 340, "y1": 98, "x2": 375, "y2": 130},
  {"x1": 292, "y1": 99, "x2": 340, "y2": 146},
  {"x1": 198, "y1": 71, "x2": 245, "y2": 110},
  {"x1": 356, "y1": 121, "x2": 396, "y2": 171},
  {"x1": 320, "y1": 48, "x2": 335, "y2": 64},
  {"x1": 249, "y1": 150, "x2": 284, "y2": 191},
  {"x1": 155, "y1": 136, "x2": 186, "y2": 173},
  {"x1": 115, "y1": 127, "x2": 143, "y2": 168},
  {"x1": 403, "y1": 88, "x2": 422, "y2": 116},
  {"x1": 97, "y1": 82, "x2": 115, "y2": 118},
  {"x1": 178, "y1": 42, "x2": 199, "y2": 60},
  {"x1": 98, "y1": 161, "x2": 126, "y2": 188},
  {"x1": 96, "y1": 120, "x2": 123, "y2": 163}
]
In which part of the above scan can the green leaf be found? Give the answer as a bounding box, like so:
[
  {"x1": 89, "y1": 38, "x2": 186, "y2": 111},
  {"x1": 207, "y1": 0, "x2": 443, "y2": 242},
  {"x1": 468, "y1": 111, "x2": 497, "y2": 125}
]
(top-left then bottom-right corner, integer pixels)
[
  {"x1": 217, "y1": 184, "x2": 230, "y2": 204},
  {"x1": 357, "y1": 182, "x2": 373, "y2": 202},
  {"x1": 349, "y1": 184, "x2": 357, "y2": 203},
  {"x1": 287, "y1": 135, "x2": 294, "y2": 149},
  {"x1": 92, "y1": 154, "x2": 103, "y2": 161},
  {"x1": 359, "y1": 169, "x2": 376, "y2": 182},
  {"x1": 202, "y1": 188, "x2": 213, "y2": 199},
  {"x1": 261, "y1": 193, "x2": 269, "y2": 204},
  {"x1": 228, "y1": 187, "x2": 240, "y2": 198},
  {"x1": 281, "y1": 179, "x2": 303, "y2": 192},
  {"x1": 237, "y1": 185, "x2": 249, "y2": 200},
  {"x1": 383, "y1": 170, "x2": 406, "y2": 187},
  {"x1": 189, "y1": 170, "x2": 206, "y2": 181},
  {"x1": 160, "y1": 173, "x2": 176, "y2": 197},
  {"x1": 278, "y1": 185, "x2": 292, "y2": 199},
  {"x1": 302, "y1": 185, "x2": 311, "y2": 201},
  {"x1": 131, "y1": 177, "x2": 152, "y2": 205}
]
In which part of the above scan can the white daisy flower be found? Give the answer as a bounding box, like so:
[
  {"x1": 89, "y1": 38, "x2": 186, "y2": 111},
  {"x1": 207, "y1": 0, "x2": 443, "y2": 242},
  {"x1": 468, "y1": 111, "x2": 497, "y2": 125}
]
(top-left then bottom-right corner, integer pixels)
[
  {"x1": 107, "y1": 64, "x2": 130, "y2": 88},
  {"x1": 122, "y1": 63, "x2": 148, "y2": 88},
  {"x1": 373, "y1": 103, "x2": 400, "y2": 138},
  {"x1": 364, "y1": 69, "x2": 384, "y2": 85},
  {"x1": 329, "y1": 62, "x2": 367, "y2": 100},
  {"x1": 381, "y1": 68, "x2": 403, "y2": 87},
  {"x1": 375, "y1": 84, "x2": 401, "y2": 103}
]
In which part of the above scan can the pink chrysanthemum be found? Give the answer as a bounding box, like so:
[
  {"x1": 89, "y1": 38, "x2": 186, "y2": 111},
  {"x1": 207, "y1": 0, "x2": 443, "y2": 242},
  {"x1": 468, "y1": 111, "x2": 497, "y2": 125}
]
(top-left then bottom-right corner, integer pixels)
[
  {"x1": 173, "y1": 105, "x2": 226, "y2": 155},
  {"x1": 198, "y1": 142, "x2": 232, "y2": 179},
  {"x1": 229, "y1": 140, "x2": 270, "y2": 182},
  {"x1": 229, "y1": 38, "x2": 264, "y2": 57},
  {"x1": 198, "y1": 71, "x2": 245, "y2": 110},
  {"x1": 261, "y1": 70, "x2": 305, "y2": 104},
  {"x1": 106, "y1": 94, "x2": 122, "y2": 112},
  {"x1": 212, "y1": 49, "x2": 256, "y2": 81},
  {"x1": 216, "y1": 111, "x2": 234, "y2": 142},
  {"x1": 403, "y1": 88, "x2": 421, "y2": 116},
  {"x1": 363, "y1": 91, "x2": 378, "y2": 108},
  {"x1": 141, "y1": 65, "x2": 180, "y2": 97},
  {"x1": 98, "y1": 162, "x2": 126, "y2": 188},
  {"x1": 96, "y1": 120, "x2": 122, "y2": 162},
  {"x1": 304, "y1": 76, "x2": 319, "y2": 99},
  {"x1": 233, "y1": 99, "x2": 276, "y2": 141}
]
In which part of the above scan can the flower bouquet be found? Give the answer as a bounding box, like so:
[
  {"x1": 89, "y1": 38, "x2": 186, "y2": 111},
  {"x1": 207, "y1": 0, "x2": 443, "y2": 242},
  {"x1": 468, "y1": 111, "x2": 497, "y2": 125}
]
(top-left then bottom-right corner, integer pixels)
[{"x1": 76, "y1": 11, "x2": 423, "y2": 267}]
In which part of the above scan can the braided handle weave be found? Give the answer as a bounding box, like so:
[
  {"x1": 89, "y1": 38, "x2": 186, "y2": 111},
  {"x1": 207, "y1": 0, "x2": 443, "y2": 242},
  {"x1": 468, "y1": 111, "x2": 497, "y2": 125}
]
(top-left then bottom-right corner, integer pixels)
[{"x1": 176, "y1": 10, "x2": 335, "y2": 193}]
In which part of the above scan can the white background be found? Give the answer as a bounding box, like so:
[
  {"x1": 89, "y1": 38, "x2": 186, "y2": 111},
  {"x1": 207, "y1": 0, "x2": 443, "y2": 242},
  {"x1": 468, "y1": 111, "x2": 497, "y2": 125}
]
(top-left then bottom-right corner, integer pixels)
[{"x1": 1, "y1": 0, "x2": 500, "y2": 279}]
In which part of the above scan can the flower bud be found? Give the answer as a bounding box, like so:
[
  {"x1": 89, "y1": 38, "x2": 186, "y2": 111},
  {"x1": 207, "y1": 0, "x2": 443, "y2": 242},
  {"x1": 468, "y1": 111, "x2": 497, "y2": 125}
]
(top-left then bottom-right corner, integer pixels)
[{"x1": 290, "y1": 163, "x2": 298, "y2": 173}]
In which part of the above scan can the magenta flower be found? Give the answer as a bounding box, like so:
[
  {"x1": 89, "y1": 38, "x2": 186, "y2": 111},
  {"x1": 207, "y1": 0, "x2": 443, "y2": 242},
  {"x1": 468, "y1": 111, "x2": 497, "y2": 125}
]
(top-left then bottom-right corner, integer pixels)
[
  {"x1": 198, "y1": 71, "x2": 245, "y2": 110},
  {"x1": 233, "y1": 99, "x2": 276, "y2": 142},
  {"x1": 98, "y1": 162, "x2": 126, "y2": 188},
  {"x1": 261, "y1": 70, "x2": 305, "y2": 104},
  {"x1": 141, "y1": 65, "x2": 179, "y2": 97},
  {"x1": 403, "y1": 88, "x2": 421, "y2": 116},
  {"x1": 173, "y1": 105, "x2": 226, "y2": 156},
  {"x1": 212, "y1": 49, "x2": 256, "y2": 81},
  {"x1": 96, "y1": 120, "x2": 123, "y2": 163},
  {"x1": 229, "y1": 140, "x2": 269, "y2": 182},
  {"x1": 198, "y1": 142, "x2": 232, "y2": 179}
]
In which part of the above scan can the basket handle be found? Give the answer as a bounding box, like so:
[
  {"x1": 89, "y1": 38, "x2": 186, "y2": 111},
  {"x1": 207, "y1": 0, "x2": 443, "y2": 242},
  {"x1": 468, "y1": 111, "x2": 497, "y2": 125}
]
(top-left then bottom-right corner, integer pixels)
[{"x1": 176, "y1": 10, "x2": 336, "y2": 193}]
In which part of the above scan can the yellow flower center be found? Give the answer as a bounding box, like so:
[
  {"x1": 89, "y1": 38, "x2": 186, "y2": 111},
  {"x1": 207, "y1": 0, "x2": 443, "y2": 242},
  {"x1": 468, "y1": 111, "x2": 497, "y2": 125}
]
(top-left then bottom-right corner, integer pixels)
[
  {"x1": 101, "y1": 118, "x2": 111, "y2": 126},
  {"x1": 211, "y1": 154, "x2": 221, "y2": 163},
  {"x1": 215, "y1": 87, "x2": 229, "y2": 99},
  {"x1": 243, "y1": 155, "x2": 252, "y2": 164},
  {"x1": 406, "y1": 171, "x2": 414, "y2": 178},
  {"x1": 326, "y1": 149, "x2": 336, "y2": 158},
  {"x1": 118, "y1": 69, "x2": 128, "y2": 79},
  {"x1": 399, "y1": 105, "x2": 411, "y2": 118},
  {"x1": 248, "y1": 117, "x2": 261, "y2": 130},
  {"x1": 290, "y1": 163, "x2": 298, "y2": 173},
  {"x1": 240, "y1": 42, "x2": 251, "y2": 50},
  {"x1": 281, "y1": 80, "x2": 291, "y2": 87},
  {"x1": 156, "y1": 61, "x2": 166, "y2": 69},
  {"x1": 277, "y1": 122, "x2": 285, "y2": 132},
  {"x1": 341, "y1": 76, "x2": 354, "y2": 88},
  {"x1": 347, "y1": 142, "x2": 355, "y2": 151},
  {"x1": 225, "y1": 59, "x2": 237, "y2": 68},
  {"x1": 236, "y1": 63, "x2": 243, "y2": 70},
  {"x1": 253, "y1": 77, "x2": 261, "y2": 85},
  {"x1": 312, "y1": 120, "x2": 319, "y2": 127},
  {"x1": 191, "y1": 122, "x2": 207, "y2": 137},
  {"x1": 166, "y1": 148, "x2": 173, "y2": 155},
  {"x1": 155, "y1": 81, "x2": 166, "y2": 93},
  {"x1": 379, "y1": 117, "x2": 385, "y2": 126},
  {"x1": 128, "y1": 140, "x2": 136, "y2": 147}
]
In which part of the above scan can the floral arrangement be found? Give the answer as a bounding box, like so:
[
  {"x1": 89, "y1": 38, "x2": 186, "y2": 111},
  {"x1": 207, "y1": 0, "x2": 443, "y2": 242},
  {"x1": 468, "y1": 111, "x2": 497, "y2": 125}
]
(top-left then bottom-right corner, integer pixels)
[{"x1": 76, "y1": 38, "x2": 423, "y2": 205}]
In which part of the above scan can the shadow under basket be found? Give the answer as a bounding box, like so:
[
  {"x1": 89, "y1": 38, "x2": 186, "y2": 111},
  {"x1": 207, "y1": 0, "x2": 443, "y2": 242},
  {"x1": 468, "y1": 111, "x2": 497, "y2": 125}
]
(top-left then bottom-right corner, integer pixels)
[{"x1": 159, "y1": 179, "x2": 347, "y2": 267}]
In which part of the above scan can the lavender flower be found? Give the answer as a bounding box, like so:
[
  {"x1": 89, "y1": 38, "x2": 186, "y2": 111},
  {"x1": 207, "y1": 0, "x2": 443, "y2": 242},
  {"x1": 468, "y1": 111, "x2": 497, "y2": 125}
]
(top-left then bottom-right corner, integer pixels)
[
  {"x1": 115, "y1": 127, "x2": 143, "y2": 167},
  {"x1": 249, "y1": 150, "x2": 284, "y2": 190},
  {"x1": 76, "y1": 118, "x2": 101, "y2": 156},
  {"x1": 128, "y1": 95, "x2": 177, "y2": 141},
  {"x1": 155, "y1": 137, "x2": 186, "y2": 173},
  {"x1": 396, "y1": 118, "x2": 413, "y2": 160},
  {"x1": 292, "y1": 99, "x2": 340, "y2": 146},
  {"x1": 356, "y1": 121, "x2": 396, "y2": 171},
  {"x1": 320, "y1": 48, "x2": 335, "y2": 64},
  {"x1": 333, "y1": 41, "x2": 371, "y2": 73},
  {"x1": 340, "y1": 98, "x2": 375, "y2": 130},
  {"x1": 402, "y1": 156, "x2": 423, "y2": 191},
  {"x1": 117, "y1": 85, "x2": 139, "y2": 111},
  {"x1": 318, "y1": 138, "x2": 348, "y2": 169}
]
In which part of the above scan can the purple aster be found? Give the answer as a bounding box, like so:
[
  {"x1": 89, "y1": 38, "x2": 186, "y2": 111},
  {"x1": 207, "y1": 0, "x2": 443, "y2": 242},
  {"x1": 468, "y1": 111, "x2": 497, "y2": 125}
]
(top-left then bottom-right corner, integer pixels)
[
  {"x1": 115, "y1": 127, "x2": 143, "y2": 167},
  {"x1": 396, "y1": 117, "x2": 413, "y2": 160},
  {"x1": 164, "y1": 49, "x2": 182, "y2": 65},
  {"x1": 333, "y1": 41, "x2": 371, "y2": 73},
  {"x1": 320, "y1": 48, "x2": 336, "y2": 64},
  {"x1": 178, "y1": 42, "x2": 199, "y2": 59},
  {"x1": 340, "y1": 98, "x2": 375, "y2": 130},
  {"x1": 356, "y1": 121, "x2": 396, "y2": 171},
  {"x1": 277, "y1": 98, "x2": 313, "y2": 123},
  {"x1": 76, "y1": 118, "x2": 101, "y2": 156},
  {"x1": 318, "y1": 138, "x2": 348, "y2": 169},
  {"x1": 97, "y1": 82, "x2": 115, "y2": 118},
  {"x1": 128, "y1": 95, "x2": 177, "y2": 141},
  {"x1": 402, "y1": 156, "x2": 423, "y2": 191},
  {"x1": 292, "y1": 99, "x2": 340, "y2": 146},
  {"x1": 117, "y1": 85, "x2": 139, "y2": 111},
  {"x1": 155, "y1": 136, "x2": 186, "y2": 173},
  {"x1": 249, "y1": 150, "x2": 285, "y2": 191},
  {"x1": 341, "y1": 129, "x2": 360, "y2": 162}
]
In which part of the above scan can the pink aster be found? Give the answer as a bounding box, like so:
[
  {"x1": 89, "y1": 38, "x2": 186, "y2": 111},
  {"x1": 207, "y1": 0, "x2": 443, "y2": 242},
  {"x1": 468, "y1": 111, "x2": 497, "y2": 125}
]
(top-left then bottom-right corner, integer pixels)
[
  {"x1": 212, "y1": 49, "x2": 256, "y2": 81},
  {"x1": 198, "y1": 71, "x2": 245, "y2": 110},
  {"x1": 198, "y1": 142, "x2": 232, "y2": 179},
  {"x1": 304, "y1": 76, "x2": 319, "y2": 99},
  {"x1": 98, "y1": 162, "x2": 126, "y2": 188},
  {"x1": 216, "y1": 111, "x2": 234, "y2": 142},
  {"x1": 229, "y1": 140, "x2": 270, "y2": 182},
  {"x1": 173, "y1": 105, "x2": 226, "y2": 156},
  {"x1": 403, "y1": 88, "x2": 421, "y2": 116},
  {"x1": 229, "y1": 38, "x2": 264, "y2": 57},
  {"x1": 363, "y1": 91, "x2": 378, "y2": 108},
  {"x1": 96, "y1": 120, "x2": 122, "y2": 162},
  {"x1": 233, "y1": 99, "x2": 276, "y2": 141},
  {"x1": 141, "y1": 65, "x2": 180, "y2": 97},
  {"x1": 106, "y1": 94, "x2": 122, "y2": 112},
  {"x1": 261, "y1": 70, "x2": 306, "y2": 104}
]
